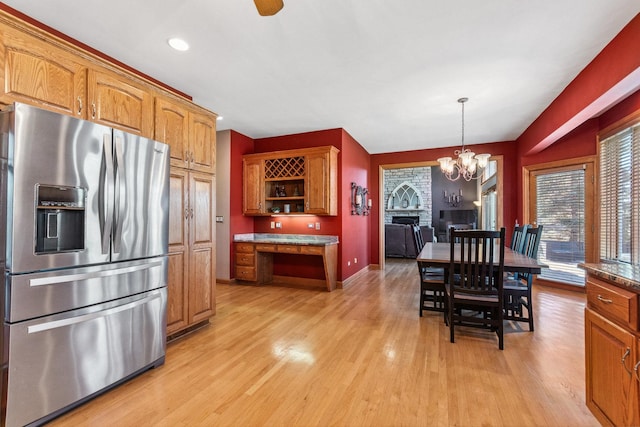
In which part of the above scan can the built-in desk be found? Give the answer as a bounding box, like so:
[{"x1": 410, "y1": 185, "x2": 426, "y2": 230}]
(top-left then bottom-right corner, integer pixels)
[{"x1": 233, "y1": 233, "x2": 339, "y2": 291}]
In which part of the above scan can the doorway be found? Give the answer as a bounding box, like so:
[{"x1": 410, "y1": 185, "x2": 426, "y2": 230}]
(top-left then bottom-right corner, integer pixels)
[{"x1": 524, "y1": 158, "x2": 596, "y2": 287}]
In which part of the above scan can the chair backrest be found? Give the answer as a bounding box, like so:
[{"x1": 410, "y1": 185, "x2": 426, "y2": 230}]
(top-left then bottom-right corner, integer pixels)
[
  {"x1": 510, "y1": 224, "x2": 529, "y2": 253},
  {"x1": 518, "y1": 225, "x2": 543, "y2": 282},
  {"x1": 449, "y1": 228, "x2": 505, "y2": 295},
  {"x1": 522, "y1": 225, "x2": 543, "y2": 259},
  {"x1": 412, "y1": 224, "x2": 425, "y2": 254}
]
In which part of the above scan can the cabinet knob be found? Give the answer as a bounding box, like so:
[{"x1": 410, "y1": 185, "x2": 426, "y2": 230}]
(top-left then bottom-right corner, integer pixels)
[
  {"x1": 634, "y1": 360, "x2": 640, "y2": 382},
  {"x1": 91, "y1": 102, "x2": 96, "y2": 119},
  {"x1": 77, "y1": 97, "x2": 83, "y2": 115},
  {"x1": 184, "y1": 208, "x2": 189, "y2": 219}
]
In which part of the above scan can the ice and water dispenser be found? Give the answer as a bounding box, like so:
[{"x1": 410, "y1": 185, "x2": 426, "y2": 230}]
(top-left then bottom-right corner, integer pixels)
[{"x1": 35, "y1": 185, "x2": 86, "y2": 253}]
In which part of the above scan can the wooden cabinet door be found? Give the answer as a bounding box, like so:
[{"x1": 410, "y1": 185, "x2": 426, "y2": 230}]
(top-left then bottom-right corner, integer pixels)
[
  {"x1": 305, "y1": 151, "x2": 331, "y2": 215},
  {"x1": 188, "y1": 172, "x2": 215, "y2": 323},
  {"x1": 243, "y1": 158, "x2": 265, "y2": 215},
  {"x1": 87, "y1": 69, "x2": 153, "y2": 136},
  {"x1": 155, "y1": 96, "x2": 189, "y2": 169},
  {"x1": 189, "y1": 110, "x2": 216, "y2": 174},
  {"x1": 167, "y1": 168, "x2": 190, "y2": 335},
  {"x1": 0, "y1": 26, "x2": 86, "y2": 117},
  {"x1": 585, "y1": 308, "x2": 637, "y2": 426}
]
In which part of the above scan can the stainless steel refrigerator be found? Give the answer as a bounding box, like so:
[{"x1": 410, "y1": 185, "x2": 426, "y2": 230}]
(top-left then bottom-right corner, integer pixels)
[{"x1": 0, "y1": 103, "x2": 170, "y2": 426}]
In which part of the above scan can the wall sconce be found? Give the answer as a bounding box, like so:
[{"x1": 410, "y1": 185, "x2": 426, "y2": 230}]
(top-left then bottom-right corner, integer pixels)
[
  {"x1": 444, "y1": 189, "x2": 462, "y2": 207},
  {"x1": 351, "y1": 182, "x2": 370, "y2": 215}
]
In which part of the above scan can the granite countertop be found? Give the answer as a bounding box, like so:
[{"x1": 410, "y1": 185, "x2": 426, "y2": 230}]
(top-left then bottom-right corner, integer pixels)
[
  {"x1": 579, "y1": 262, "x2": 640, "y2": 291},
  {"x1": 233, "y1": 233, "x2": 339, "y2": 245}
]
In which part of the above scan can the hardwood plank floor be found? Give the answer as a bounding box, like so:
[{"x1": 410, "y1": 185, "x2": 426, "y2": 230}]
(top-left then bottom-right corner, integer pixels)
[{"x1": 49, "y1": 258, "x2": 598, "y2": 426}]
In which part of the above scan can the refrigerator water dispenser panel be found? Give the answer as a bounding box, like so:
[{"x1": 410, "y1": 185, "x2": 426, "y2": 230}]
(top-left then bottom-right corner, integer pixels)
[{"x1": 35, "y1": 185, "x2": 86, "y2": 254}]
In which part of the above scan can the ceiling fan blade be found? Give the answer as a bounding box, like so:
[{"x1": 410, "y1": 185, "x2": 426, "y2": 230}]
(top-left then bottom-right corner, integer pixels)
[{"x1": 254, "y1": 0, "x2": 284, "y2": 16}]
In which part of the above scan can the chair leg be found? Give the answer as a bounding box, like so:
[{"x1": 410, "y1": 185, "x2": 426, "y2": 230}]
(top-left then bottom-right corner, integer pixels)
[
  {"x1": 449, "y1": 299, "x2": 455, "y2": 343},
  {"x1": 419, "y1": 289, "x2": 423, "y2": 317},
  {"x1": 528, "y1": 293, "x2": 534, "y2": 332},
  {"x1": 497, "y1": 307, "x2": 504, "y2": 350}
]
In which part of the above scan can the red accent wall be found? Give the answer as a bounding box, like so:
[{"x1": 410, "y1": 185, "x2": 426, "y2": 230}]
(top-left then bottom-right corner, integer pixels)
[
  {"x1": 518, "y1": 13, "x2": 640, "y2": 156},
  {"x1": 340, "y1": 130, "x2": 371, "y2": 279},
  {"x1": 253, "y1": 129, "x2": 343, "y2": 279},
  {"x1": 229, "y1": 130, "x2": 255, "y2": 278},
  {"x1": 369, "y1": 142, "x2": 518, "y2": 265},
  {"x1": 232, "y1": 128, "x2": 371, "y2": 282},
  {"x1": 521, "y1": 119, "x2": 599, "y2": 167},
  {"x1": 599, "y1": 88, "x2": 640, "y2": 130}
]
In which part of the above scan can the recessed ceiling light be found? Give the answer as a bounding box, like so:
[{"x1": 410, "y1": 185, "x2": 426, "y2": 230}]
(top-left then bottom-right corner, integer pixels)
[
  {"x1": 217, "y1": 116, "x2": 223, "y2": 121},
  {"x1": 168, "y1": 37, "x2": 189, "y2": 51}
]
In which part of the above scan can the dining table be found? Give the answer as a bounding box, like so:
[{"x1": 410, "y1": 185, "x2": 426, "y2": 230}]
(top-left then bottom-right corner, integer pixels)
[{"x1": 416, "y1": 242, "x2": 546, "y2": 274}]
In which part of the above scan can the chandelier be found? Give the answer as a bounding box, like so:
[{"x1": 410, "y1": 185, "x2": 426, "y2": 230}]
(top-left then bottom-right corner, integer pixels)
[{"x1": 437, "y1": 98, "x2": 490, "y2": 181}]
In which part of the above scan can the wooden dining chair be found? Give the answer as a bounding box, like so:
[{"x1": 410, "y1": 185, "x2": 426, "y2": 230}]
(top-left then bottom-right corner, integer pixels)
[
  {"x1": 414, "y1": 224, "x2": 446, "y2": 315},
  {"x1": 503, "y1": 225, "x2": 543, "y2": 331},
  {"x1": 510, "y1": 224, "x2": 529, "y2": 253},
  {"x1": 445, "y1": 227, "x2": 506, "y2": 350},
  {"x1": 417, "y1": 260, "x2": 446, "y2": 315}
]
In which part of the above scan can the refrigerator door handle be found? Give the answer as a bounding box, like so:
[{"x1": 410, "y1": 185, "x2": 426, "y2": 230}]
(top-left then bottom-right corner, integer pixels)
[
  {"x1": 27, "y1": 259, "x2": 164, "y2": 287},
  {"x1": 100, "y1": 134, "x2": 114, "y2": 255},
  {"x1": 113, "y1": 135, "x2": 125, "y2": 253},
  {"x1": 26, "y1": 291, "x2": 162, "y2": 334}
]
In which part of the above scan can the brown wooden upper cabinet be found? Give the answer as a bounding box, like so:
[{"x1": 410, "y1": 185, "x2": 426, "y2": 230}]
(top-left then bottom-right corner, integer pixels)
[
  {"x1": 87, "y1": 69, "x2": 153, "y2": 137},
  {"x1": 0, "y1": 23, "x2": 87, "y2": 117},
  {"x1": 155, "y1": 96, "x2": 216, "y2": 174},
  {"x1": 243, "y1": 146, "x2": 339, "y2": 216}
]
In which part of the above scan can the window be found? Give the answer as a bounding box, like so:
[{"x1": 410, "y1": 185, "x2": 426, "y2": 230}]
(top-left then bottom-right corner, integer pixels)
[
  {"x1": 535, "y1": 169, "x2": 586, "y2": 285},
  {"x1": 481, "y1": 160, "x2": 498, "y2": 231},
  {"x1": 600, "y1": 122, "x2": 640, "y2": 264}
]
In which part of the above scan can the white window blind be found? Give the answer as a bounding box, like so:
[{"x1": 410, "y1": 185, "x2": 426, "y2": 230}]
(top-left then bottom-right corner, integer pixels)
[
  {"x1": 536, "y1": 169, "x2": 585, "y2": 285},
  {"x1": 600, "y1": 123, "x2": 640, "y2": 264}
]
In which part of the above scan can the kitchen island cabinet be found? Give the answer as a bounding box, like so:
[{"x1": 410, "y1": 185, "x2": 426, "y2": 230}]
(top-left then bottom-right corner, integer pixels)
[{"x1": 581, "y1": 263, "x2": 640, "y2": 426}]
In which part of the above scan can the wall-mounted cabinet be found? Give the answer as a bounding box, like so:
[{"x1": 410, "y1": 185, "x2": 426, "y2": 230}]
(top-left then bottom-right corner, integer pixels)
[
  {"x1": 0, "y1": 24, "x2": 86, "y2": 117},
  {"x1": 88, "y1": 68, "x2": 153, "y2": 137},
  {"x1": 243, "y1": 146, "x2": 339, "y2": 216},
  {"x1": 155, "y1": 95, "x2": 216, "y2": 174}
]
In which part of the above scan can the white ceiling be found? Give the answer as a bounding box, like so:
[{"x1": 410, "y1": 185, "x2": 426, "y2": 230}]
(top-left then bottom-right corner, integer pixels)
[{"x1": 4, "y1": 1, "x2": 640, "y2": 154}]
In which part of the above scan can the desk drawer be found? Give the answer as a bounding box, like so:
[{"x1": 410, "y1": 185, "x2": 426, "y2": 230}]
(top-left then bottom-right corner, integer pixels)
[
  {"x1": 255, "y1": 244, "x2": 276, "y2": 252},
  {"x1": 235, "y1": 252, "x2": 255, "y2": 266},
  {"x1": 277, "y1": 244, "x2": 300, "y2": 254},
  {"x1": 587, "y1": 277, "x2": 638, "y2": 330},
  {"x1": 236, "y1": 266, "x2": 257, "y2": 281},
  {"x1": 300, "y1": 245, "x2": 324, "y2": 255},
  {"x1": 235, "y1": 243, "x2": 255, "y2": 253}
]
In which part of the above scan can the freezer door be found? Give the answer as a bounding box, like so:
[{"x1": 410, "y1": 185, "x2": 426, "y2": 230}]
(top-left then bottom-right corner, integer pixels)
[
  {"x1": 5, "y1": 257, "x2": 168, "y2": 323},
  {"x1": 3, "y1": 288, "x2": 166, "y2": 427},
  {"x1": 112, "y1": 130, "x2": 169, "y2": 262},
  {"x1": 2, "y1": 103, "x2": 112, "y2": 273}
]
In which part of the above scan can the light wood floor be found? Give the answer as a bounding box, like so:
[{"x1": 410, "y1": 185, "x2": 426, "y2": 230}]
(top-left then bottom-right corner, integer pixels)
[{"x1": 50, "y1": 258, "x2": 598, "y2": 426}]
